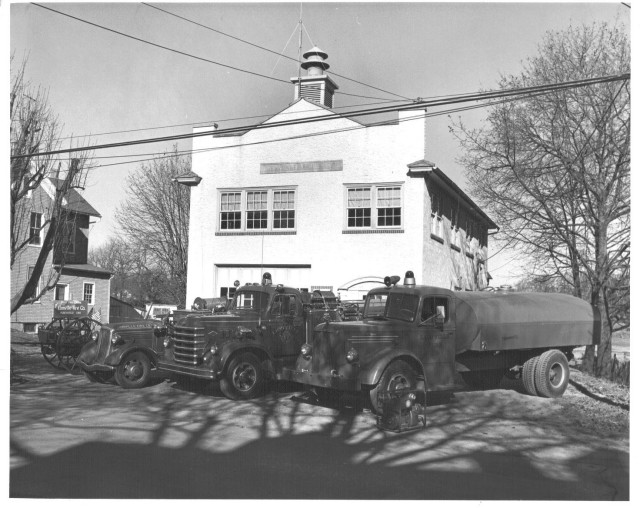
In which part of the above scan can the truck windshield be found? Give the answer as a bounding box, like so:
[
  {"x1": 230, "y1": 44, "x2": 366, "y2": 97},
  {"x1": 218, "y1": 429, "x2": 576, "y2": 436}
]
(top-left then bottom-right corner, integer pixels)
[
  {"x1": 385, "y1": 293, "x2": 419, "y2": 322},
  {"x1": 231, "y1": 291, "x2": 269, "y2": 311},
  {"x1": 363, "y1": 293, "x2": 388, "y2": 318}
]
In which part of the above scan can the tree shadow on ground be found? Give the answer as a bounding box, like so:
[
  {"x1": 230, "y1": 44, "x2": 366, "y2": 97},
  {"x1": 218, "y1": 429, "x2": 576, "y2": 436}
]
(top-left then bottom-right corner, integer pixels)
[{"x1": 10, "y1": 373, "x2": 629, "y2": 500}]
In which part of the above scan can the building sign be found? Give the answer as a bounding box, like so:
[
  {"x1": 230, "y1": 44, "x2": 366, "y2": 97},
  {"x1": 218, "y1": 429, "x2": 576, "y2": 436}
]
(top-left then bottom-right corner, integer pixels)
[
  {"x1": 260, "y1": 160, "x2": 343, "y2": 174},
  {"x1": 53, "y1": 300, "x2": 89, "y2": 318}
]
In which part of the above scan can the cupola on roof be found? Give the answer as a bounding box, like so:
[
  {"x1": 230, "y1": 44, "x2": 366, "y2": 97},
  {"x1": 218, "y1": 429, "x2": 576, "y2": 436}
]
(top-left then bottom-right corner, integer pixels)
[{"x1": 291, "y1": 46, "x2": 339, "y2": 108}]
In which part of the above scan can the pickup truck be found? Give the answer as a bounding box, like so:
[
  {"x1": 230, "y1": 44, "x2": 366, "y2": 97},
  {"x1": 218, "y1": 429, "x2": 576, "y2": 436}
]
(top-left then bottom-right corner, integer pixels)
[{"x1": 287, "y1": 271, "x2": 600, "y2": 411}]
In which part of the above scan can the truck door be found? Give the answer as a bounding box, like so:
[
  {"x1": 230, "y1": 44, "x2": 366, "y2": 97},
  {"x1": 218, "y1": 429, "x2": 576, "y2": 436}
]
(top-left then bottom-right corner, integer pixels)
[
  {"x1": 418, "y1": 296, "x2": 456, "y2": 389},
  {"x1": 269, "y1": 293, "x2": 305, "y2": 359}
]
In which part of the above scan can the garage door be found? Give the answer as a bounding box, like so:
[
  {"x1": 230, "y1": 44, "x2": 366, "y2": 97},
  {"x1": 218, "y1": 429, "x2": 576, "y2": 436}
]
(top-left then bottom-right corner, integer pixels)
[{"x1": 215, "y1": 264, "x2": 312, "y2": 297}]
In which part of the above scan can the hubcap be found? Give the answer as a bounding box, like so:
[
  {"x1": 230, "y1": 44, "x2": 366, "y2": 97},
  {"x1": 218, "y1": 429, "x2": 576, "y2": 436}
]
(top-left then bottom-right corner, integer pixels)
[
  {"x1": 125, "y1": 360, "x2": 143, "y2": 380},
  {"x1": 549, "y1": 362, "x2": 565, "y2": 387},
  {"x1": 233, "y1": 362, "x2": 256, "y2": 392},
  {"x1": 387, "y1": 374, "x2": 410, "y2": 393}
]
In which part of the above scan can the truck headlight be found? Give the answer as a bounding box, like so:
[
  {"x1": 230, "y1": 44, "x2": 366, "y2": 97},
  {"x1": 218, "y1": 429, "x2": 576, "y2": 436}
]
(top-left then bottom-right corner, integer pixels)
[
  {"x1": 209, "y1": 343, "x2": 219, "y2": 355},
  {"x1": 91, "y1": 330, "x2": 100, "y2": 341},
  {"x1": 300, "y1": 343, "x2": 312, "y2": 359},
  {"x1": 346, "y1": 348, "x2": 359, "y2": 363},
  {"x1": 163, "y1": 337, "x2": 172, "y2": 348},
  {"x1": 110, "y1": 332, "x2": 124, "y2": 346}
]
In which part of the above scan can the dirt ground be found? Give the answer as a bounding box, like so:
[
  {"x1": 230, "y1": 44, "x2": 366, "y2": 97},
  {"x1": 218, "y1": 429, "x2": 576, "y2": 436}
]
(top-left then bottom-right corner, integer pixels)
[{"x1": 9, "y1": 335, "x2": 630, "y2": 500}]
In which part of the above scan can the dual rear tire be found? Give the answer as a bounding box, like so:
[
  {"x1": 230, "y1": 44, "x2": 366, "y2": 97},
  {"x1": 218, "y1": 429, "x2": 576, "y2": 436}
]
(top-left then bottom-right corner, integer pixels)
[{"x1": 522, "y1": 349, "x2": 569, "y2": 398}]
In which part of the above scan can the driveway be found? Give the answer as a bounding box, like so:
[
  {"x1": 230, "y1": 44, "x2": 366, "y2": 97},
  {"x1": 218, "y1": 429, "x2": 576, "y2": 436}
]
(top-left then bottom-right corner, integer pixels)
[{"x1": 10, "y1": 343, "x2": 629, "y2": 499}]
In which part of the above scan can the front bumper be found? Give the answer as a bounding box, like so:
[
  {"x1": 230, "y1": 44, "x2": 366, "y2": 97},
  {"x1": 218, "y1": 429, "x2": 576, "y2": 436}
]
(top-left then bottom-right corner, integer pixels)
[
  {"x1": 75, "y1": 359, "x2": 115, "y2": 373},
  {"x1": 156, "y1": 360, "x2": 219, "y2": 380},
  {"x1": 283, "y1": 367, "x2": 359, "y2": 391}
]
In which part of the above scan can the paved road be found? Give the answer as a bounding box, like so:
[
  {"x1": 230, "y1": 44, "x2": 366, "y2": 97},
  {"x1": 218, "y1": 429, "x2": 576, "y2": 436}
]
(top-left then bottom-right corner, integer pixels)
[{"x1": 10, "y1": 346, "x2": 629, "y2": 500}]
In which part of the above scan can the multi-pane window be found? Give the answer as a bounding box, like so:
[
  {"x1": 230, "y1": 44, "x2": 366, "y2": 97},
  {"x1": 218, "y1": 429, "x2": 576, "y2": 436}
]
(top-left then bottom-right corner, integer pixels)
[
  {"x1": 83, "y1": 282, "x2": 95, "y2": 305},
  {"x1": 29, "y1": 212, "x2": 42, "y2": 245},
  {"x1": 220, "y1": 192, "x2": 242, "y2": 230},
  {"x1": 219, "y1": 189, "x2": 296, "y2": 232},
  {"x1": 377, "y1": 187, "x2": 401, "y2": 227},
  {"x1": 273, "y1": 190, "x2": 295, "y2": 229},
  {"x1": 246, "y1": 191, "x2": 268, "y2": 229},
  {"x1": 347, "y1": 188, "x2": 371, "y2": 228},
  {"x1": 346, "y1": 185, "x2": 402, "y2": 229}
]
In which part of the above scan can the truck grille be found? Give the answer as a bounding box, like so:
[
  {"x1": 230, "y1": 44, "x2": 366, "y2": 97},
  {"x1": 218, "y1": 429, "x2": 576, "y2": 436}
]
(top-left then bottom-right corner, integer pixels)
[{"x1": 172, "y1": 325, "x2": 206, "y2": 365}]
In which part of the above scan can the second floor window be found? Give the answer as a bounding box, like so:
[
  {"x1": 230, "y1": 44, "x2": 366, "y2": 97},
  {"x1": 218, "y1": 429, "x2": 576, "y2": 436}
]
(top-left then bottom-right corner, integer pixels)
[
  {"x1": 346, "y1": 185, "x2": 402, "y2": 229},
  {"x1": 220, "y1": 192, "x2": 242, "y2": 230},
  {"x1": 377, "y1": 187, "x2": 401, "y2": 227},
  {"x1": 219, "y1": 189, "x2": 296, "y2": 232},
  {"x1": 246, "y1": 191, "x2": 268, "y2": 229},
  {"x1": 347, "y1": 187, "x2": 371, "y2": 227},
  {"x1": 29, "y1": 212, "x2": 42, "y2": 246}
]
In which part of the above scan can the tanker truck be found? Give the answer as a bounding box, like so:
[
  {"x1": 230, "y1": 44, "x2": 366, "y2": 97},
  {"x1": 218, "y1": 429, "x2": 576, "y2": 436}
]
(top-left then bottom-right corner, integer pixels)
[
  {"x1": 286, "y1": 271, "x2": 600, "y2": 411},
  {"x1": 157, "y1": 273, "x2": 341, "y2": 400}
]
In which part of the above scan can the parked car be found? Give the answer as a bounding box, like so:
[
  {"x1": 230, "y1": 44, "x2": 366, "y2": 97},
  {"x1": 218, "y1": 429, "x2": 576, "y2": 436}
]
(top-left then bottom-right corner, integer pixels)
[{"x1": 76, "y1": 298, "x2": 222, "y2": 388}]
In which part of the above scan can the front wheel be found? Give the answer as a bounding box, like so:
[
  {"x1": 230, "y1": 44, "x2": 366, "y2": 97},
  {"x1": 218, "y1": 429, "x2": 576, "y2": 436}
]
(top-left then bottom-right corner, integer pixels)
[
  {"x1": 369, "y1": 360, "x2": 418, "y2": 414},
  {"x1": 220, "y1": 352, "x2": 265, "y2": 400},
  {"x1": 115, "y1": 351, "x2": 152, "y2": 389},
  {"x1": 535, "y1": 350, "x2": 569, "y2": 398}
]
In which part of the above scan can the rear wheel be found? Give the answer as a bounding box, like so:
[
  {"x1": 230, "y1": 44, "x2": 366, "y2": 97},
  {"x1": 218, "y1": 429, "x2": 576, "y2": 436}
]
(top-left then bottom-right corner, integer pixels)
[
  {"x1": 535, "y1": 350, "x2": 569, "y2": 398},
  {"x1": 522, "y1": 356, "x2": 539, "y2": 396},
  {"x1": 220, "y1": 352, "x2": 265, "y2": 400},
  {"x1": 115, "y1": 351, "x2": 152, "y2": 389},
  {"x1": 369, "y1": 360, "x2": 418, "y2": 414}
]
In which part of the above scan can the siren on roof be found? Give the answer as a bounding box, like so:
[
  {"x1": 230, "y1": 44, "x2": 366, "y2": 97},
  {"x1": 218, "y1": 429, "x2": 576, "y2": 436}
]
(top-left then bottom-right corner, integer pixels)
[
  {"x1": 262, "y1": 272, "x2": 272, "y2": 286},
  {"x1": 404, "y1": 271, "x2": 416, "y2": 287},
  {"x1": 384, "y1": 275, "x2": 401, "y2": 287}
]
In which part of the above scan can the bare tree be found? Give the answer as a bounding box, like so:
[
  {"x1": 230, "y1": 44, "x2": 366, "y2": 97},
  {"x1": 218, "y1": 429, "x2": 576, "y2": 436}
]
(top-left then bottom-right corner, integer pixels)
[
  {"x1": 89, "y1": 237, "x2": 137, "y2": 300},
  {"x1": 451, "y1": 22, "x2": 630, "y2": 377},
  {"x1": 115, "y1": 147, "x2": 191, "y2": 304},
  {"x1": 10, "y1": 56, "x2": 95, "y2": 313}
]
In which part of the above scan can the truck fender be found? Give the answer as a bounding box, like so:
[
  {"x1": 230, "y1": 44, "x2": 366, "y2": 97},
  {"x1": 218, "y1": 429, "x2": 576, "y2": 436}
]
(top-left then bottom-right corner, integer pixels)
[
  {"x1": 220, "y1": 342, "x2": 275, "y2": 377},
  {"x1": 104, "y1": 345, "x2": 158, "y2": 368},
  {"x1": 358, "y1": 348, "x2": 424, "y2": 387}
]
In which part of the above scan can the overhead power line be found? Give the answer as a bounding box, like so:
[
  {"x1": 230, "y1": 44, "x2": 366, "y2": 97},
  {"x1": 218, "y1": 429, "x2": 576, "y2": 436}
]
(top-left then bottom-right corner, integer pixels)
[
  {"x1": 33, "y1": 3, "x2": 291, "y2": 85},
  {"x1": 16, "y1": 73, "x2": 628, "y2": 160},
  {"x1": 70, "y1": 94, "x2": 541, "y2": 165},
  {"x1": 56, "y1": 97, "x2": 409, "y2": 141},
  {"x1": 142, "y1": 2, "x2": 412, "y2": 101}
]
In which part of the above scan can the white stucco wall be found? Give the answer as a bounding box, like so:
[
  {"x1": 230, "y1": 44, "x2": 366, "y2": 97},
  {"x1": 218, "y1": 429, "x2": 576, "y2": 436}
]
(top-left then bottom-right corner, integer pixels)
[{"x1": 186, "y1": 99, "x2": 430, "y2": 302}]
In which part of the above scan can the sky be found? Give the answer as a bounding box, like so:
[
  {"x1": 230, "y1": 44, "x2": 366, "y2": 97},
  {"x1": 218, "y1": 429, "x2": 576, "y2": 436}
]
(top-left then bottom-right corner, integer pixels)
[{"x1": 4, "y1": 0, "x2": 631, "y2": 286}]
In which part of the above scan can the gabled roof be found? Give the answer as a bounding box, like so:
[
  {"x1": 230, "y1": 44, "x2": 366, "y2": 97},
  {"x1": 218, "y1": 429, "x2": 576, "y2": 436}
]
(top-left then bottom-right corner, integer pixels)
[
  {"x1": 211, "y1": 98, "x2": 369, "y2": 140},
  {"x1": 407, "y1": 160, "x2": 498, "y2": 230},
  {"x1": 48, "y1": 178, "x2": 101, "y2": 217}
]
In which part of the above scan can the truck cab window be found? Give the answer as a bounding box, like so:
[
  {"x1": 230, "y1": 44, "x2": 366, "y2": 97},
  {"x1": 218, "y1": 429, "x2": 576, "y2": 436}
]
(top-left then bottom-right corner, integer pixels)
[
  {"x1": 232, "y1": 291, "x2": 269, "y2": 311},
  {"x1": 271, "y1": 294, "x2": 297, "y2": 316},
  {"x1": 364, "y1": 293, "x2": 388, "y2": 318},
  {"x1": 421, "y1": 297, "x2": 449, "y2": 324},
  {"x1": 385, "y1": 293, "x2": 419, "y2": 322}
]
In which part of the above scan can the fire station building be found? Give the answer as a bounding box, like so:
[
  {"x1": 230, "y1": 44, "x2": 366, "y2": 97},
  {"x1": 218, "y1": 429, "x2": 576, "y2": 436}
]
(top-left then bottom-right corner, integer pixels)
[{"x1": 184, "y1": 47, "x2": 497, "y2": 302}]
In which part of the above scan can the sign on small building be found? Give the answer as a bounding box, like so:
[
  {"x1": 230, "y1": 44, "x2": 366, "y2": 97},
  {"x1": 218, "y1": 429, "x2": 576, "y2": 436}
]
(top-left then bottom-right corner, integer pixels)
[{"x1": 53, "y1": 300, "x2": 89, "y2": 318}]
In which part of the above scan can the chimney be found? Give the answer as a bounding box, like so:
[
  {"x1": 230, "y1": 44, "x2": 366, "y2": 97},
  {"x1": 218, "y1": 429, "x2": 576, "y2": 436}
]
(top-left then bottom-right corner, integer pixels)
[{"x1": 290, "y1": 47, "x2": 339, "y2": 108}]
